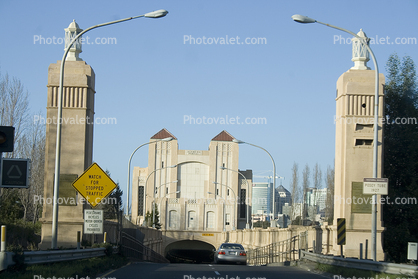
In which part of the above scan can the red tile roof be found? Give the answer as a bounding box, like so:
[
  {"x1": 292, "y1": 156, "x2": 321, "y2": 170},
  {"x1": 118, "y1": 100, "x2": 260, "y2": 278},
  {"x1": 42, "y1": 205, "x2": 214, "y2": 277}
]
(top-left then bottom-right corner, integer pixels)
[
  {"x1": 150, "y1": 128, "x2": 177, "y2": 140},
  {"x1": 211, "y1": 130, "x2": 235, "y2": 142}
]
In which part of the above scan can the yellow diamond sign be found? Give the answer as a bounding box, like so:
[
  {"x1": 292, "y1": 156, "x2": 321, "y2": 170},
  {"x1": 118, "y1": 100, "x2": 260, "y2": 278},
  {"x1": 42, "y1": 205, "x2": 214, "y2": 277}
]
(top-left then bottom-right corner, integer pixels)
[{"x1": 72, "y1": 162, "x2": 117, "y2": 208}]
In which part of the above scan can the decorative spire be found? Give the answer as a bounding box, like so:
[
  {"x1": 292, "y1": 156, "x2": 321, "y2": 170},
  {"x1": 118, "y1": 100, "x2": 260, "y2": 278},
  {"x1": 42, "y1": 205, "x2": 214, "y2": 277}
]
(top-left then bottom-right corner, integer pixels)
[
  {"x1": 64, "y1": 20, "x2": 83, "y2": 61},
  {"x1": 351, "y1": 29, "x2": 370, "y2": 70}
]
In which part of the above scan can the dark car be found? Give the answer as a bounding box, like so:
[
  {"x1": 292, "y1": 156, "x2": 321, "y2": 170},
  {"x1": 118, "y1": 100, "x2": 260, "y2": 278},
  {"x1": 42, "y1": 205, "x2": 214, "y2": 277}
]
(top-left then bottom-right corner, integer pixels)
[{"x1": 214, "y1": 243, "x2": 247, "y2": 265}]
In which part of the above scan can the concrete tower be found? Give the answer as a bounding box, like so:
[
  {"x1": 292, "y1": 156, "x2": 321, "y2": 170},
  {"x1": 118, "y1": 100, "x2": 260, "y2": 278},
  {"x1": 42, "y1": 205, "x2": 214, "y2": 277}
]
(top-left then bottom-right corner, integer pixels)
[
  {"x1": 333, "y1": 29, "x2": 385, "y2": 259},
  {"x1": 39, "y1": 20, "x2": 95, "y2": 249}
]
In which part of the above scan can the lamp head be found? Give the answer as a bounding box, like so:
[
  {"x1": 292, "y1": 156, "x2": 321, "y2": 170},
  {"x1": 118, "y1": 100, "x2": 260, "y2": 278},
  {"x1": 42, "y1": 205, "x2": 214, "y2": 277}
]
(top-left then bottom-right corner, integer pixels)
[
  {"x1": 291, "y1": 14, "x2": 316, "y2": 24},
  {"x1": 161, "y1": 137, "x2": 173, "y2": 141},
  {"x1": 144, "y1": 9, "x2": 169, "y2": 18},
  {"x1": 232, "y1": 139, "x2": 245, "y2": 144}
]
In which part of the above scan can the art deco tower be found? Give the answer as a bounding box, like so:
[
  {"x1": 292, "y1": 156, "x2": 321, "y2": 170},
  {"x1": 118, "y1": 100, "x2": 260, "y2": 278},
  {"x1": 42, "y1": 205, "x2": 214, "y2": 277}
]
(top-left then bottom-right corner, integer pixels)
[
  {"x1": 40, "y1": 20, "x2": 95, "y2": 249},
  {"x1": 333, "y1": 29, "x2": 385, "y2": 260}
]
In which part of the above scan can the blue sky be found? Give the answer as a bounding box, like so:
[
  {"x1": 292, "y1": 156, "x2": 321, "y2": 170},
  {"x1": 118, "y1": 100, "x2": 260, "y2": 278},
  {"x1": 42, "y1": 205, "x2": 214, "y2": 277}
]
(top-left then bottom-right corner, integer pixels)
[{"x1": 1, "y1": 0, "x2": 417, "y2": 205}]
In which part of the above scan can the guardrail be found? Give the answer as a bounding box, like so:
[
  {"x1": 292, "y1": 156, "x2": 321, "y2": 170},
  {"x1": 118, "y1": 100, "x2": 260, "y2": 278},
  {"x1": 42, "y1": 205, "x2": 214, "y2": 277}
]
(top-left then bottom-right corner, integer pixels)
[
  {"x1": 24, "y1": 248, "x2": 106, "y2": 264},
  {"x1": 0, "y1": 248, "x2": 106, "y2": 271},
  {"x1": 300, "y1": 250, "x2": 418, "y2": 276}
]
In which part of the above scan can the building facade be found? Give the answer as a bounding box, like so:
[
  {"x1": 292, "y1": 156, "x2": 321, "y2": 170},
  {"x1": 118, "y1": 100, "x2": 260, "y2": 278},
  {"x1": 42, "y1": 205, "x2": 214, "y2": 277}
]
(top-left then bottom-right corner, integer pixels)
[
  {"x1": 131, "y1": 129, "x2": 252, "y2": 231},
  {"x1": 251, "y1": 182, "x2": 272, "y2": 220}
]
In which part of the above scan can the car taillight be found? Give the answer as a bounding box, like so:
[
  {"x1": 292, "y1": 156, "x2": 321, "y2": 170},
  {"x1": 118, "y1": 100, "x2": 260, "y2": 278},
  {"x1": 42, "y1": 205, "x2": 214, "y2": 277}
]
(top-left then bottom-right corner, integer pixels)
[
  {"x1": 239, "y1": 252, "x2": 246, "y2": 256},
  {"x1": 218, "y1": 251, "x2": 226, "y2": 255}
]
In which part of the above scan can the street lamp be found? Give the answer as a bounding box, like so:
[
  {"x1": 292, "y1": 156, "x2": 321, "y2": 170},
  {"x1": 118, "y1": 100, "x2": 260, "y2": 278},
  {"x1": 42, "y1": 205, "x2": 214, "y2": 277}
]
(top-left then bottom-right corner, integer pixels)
[
  {"x1": 233, "y1": 139, "x2": 277, "y2": 227},
  {"x1": 126, "y1": 137, "x2": 173, "y2": 220},
  {"x1": 219, "y1": 166, "x2": 251, "y2": 229},
  {"x1": 292, "y1": 14, "x2": 380, "y2": 261},
  {"x1": 213, "y1": 182, "x2": 236, "y2": 230},
  {"x1": 51, "y1": 9, "x2": 168, "y2": 249},
  {"x1": 153, "y1": 180, "x2": 178, "y2": 228},
  {"x1": 208, "y1": 192, "x2": 226, "y2": 232}
]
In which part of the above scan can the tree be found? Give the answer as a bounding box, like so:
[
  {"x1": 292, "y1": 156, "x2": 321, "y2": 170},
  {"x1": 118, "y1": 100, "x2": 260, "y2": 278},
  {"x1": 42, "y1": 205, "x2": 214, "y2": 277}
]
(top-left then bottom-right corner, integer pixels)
[
  {"x1": 144, "y1": 204, "x2": 161, "y2": 229},
  {"x1": 301, "y1": 164, "x2": 310, "y2": 225},
  {"x1": 383, "y1": 53, "x2": 418, "y2": 263},
  {"x1": 290, "y1": 162, "x2": 300, "y2": 223},
  {"x1": 325, "y1": 165, "x2": 335, "y2": 224},
  {"x1": 0, "y1": 73, "x2": 45, "y2": 224},
  {"x1": 0, "y1": 72, "x2": 29, "y2": 158}
]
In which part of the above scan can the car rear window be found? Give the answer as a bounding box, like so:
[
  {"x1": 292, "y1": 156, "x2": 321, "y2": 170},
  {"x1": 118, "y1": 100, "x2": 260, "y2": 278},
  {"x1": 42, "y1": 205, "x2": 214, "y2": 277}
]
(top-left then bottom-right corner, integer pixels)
[{"x1": 221, "y1": 244, "x2": 244, "y2": 250}]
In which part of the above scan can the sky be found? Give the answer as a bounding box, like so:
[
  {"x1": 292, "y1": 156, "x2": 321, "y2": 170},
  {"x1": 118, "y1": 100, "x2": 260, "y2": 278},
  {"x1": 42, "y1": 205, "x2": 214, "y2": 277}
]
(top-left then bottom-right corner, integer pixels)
[{"x1": 0, "y1": 0, "x2": 417, "y2": 207}]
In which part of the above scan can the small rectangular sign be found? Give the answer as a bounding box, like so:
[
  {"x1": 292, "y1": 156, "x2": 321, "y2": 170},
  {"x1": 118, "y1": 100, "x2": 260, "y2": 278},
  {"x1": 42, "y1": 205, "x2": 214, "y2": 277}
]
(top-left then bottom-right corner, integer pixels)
[
  {"x1": 408, "y1": 242, "x2": 418, "y2": 260},
  {"x1": 202, "y1": 233, "x2": 214, "y2": 236},
  {"x1": 363, "y1": 178, "x2": 388, "y2": 195},
  {"x1": 84, "y1": 209, "x2": 103, "y2": 234},
  {"x1": 1, "y1": 158, "x2": 30, "y2": 188}
]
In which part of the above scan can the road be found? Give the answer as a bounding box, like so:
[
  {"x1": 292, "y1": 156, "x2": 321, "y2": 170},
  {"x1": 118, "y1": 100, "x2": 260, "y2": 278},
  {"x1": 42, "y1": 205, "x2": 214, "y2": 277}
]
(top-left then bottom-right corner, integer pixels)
[{"x1": 100, "y1": 262, "x2": 329, "y2": 279}]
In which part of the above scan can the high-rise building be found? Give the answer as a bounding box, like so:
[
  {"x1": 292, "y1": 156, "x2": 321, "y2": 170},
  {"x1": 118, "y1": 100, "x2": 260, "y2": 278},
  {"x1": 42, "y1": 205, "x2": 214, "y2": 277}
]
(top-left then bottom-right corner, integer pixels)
[
  {"x1": 251, "y1": 182, "x2": 272, "y2": 218},
  {"x1": 275, "y1": 185, "x2": 292, "y2": 214}
]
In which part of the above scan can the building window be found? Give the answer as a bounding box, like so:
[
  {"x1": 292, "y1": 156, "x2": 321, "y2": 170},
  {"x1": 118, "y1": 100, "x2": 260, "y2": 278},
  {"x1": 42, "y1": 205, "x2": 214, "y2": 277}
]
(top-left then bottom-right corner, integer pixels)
[
  {"x1": 138, "y1": 186, "x2": 144, "y2": 216},
  {"x1": 225, "y1": 213, "x2": 230, "y2": 226},
  {"x1": 240, "y1": 189, "x2": 246, "y2": 218},
  {"x1": 188, "y1": 211, "x2": 197, "y2": 229},
  {"x1": 206, "y1": 211, "x2": 215, "y2": 229},
  {"x1": 355, "y1": 139, "x2": 373, "y2": 146},
  {"x1": 169, "y1": 210, "x2": 178, "y2": 228}
]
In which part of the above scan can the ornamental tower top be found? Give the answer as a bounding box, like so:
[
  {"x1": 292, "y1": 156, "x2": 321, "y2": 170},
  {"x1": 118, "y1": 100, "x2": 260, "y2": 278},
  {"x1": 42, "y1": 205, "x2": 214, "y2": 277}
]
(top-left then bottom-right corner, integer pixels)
[{"x1": 351, "y1": 29, "x2": 370, "y2": 70}]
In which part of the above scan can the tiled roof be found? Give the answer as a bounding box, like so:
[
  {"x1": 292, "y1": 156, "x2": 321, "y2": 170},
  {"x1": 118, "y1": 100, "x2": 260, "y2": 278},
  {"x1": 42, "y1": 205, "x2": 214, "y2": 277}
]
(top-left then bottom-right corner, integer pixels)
[
  {"x1": 150, "y1": 128, "x2": 177, "y2": 140},
  {"x1": 211, "y1": 130, "x2": 235, "y2": 142}
]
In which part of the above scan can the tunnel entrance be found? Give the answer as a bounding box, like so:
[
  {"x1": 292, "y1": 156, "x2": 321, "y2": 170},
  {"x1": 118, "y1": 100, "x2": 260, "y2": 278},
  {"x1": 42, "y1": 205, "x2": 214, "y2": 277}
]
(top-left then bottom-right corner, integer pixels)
[{"x1": 165, "y1": 240, "x2": 215, "y2": 263}]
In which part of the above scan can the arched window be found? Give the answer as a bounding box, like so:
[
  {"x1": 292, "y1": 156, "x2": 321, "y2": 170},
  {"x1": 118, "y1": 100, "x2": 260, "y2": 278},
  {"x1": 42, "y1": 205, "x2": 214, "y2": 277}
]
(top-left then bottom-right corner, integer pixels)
[
  {"x1": 206, "y1": 211, "x2": 215, "y2": 229},
  {"x1": 188, "y1": 210, "x2": 197, "y2": 229},
  {"x1": 169, "y1": 210, "x2": 178, "y2": 229}
]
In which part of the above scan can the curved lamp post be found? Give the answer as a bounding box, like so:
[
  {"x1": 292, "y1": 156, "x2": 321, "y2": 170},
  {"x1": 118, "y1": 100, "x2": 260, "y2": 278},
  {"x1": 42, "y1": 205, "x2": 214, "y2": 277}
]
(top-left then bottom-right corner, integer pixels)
[
  {"x1": 292, "y1": 14, "x2": 379, "y2": 261},
  {"x1": 220, "y1": 166, "x2": 251, "y2": 229},
  {"x1": 233, "y1": 139, "x2": 277, "y2": 226},
  {"x1": 213, "y1": 182, "x2": 236, "y2": 230},
  {"x1": 51, "y1": 9, "x2": 168, "y2": 249},
  {"x1": 208, "y1": 192, "x2": 226, "y2": 232},
  {"x1": 126, "y1": 137, "x2": 173, "y2": 220}
]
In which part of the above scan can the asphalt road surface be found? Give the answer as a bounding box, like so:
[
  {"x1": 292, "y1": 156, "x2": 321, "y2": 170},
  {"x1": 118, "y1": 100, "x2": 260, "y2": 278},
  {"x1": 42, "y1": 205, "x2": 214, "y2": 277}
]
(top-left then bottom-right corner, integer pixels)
[{"x1": 98, "y1": 262, "x2": 329, "y2": 279}]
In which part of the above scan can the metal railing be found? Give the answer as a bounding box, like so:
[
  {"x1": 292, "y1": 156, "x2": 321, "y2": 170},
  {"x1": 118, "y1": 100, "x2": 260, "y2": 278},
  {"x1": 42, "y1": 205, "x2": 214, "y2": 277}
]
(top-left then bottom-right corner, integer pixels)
[
  {"x1": 0, "y1": 248, "x2": 106, "y2": 271},
  {"x1": 120, "y1": 231, "x2": 169, "y2": 263},
  {"x1": 24, "y1": 248, "x2": 106, "y2": 264},
  {"x1": 247, "y1": 235, "x2": 299, "y2": 265}
]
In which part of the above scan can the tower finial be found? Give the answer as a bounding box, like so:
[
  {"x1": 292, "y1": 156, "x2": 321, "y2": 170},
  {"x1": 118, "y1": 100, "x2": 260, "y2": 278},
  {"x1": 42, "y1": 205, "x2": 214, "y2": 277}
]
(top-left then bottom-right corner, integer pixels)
[
  {"x1": 351, "y1": 29, "x2": 370, "y2": 70},
  {"x1": 64, "y1": 20, "x2": 83, "y2": 61}
]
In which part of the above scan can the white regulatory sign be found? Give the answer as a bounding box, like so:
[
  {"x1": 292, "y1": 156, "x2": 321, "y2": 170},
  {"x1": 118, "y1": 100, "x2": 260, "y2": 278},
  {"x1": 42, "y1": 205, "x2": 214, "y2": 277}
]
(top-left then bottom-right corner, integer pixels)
[
  {"x1": 84, "y1": 209, "x2": 103, "y2": 234},
  {"x1": 363, "y1": 178, "x2": 388, "y2": 195}
]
